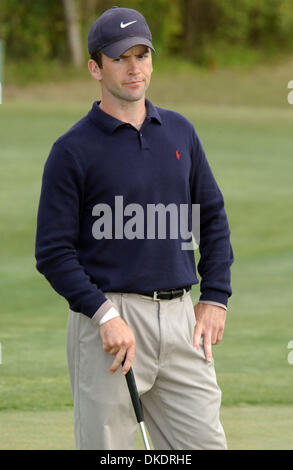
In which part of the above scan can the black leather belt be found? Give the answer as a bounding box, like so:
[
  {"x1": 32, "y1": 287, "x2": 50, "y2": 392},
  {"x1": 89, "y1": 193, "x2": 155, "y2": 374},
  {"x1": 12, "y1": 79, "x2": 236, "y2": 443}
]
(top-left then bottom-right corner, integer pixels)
[{"x1": 140, "y1": 286, "x2": 191, "y2": 301}]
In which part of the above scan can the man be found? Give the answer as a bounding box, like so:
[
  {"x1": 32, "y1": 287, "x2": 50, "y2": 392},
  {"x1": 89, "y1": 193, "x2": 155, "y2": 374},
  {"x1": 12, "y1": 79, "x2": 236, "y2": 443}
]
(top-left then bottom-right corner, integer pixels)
[{"x1": 35, "y1": 7, "x2": 233, "y2": 450}]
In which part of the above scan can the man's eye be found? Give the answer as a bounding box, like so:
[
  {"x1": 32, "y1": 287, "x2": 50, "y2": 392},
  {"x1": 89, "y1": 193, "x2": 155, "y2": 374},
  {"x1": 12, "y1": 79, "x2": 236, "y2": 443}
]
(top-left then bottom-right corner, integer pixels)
[{"x1": 114, "y1": 57, "x2": 123, "y2": 62}]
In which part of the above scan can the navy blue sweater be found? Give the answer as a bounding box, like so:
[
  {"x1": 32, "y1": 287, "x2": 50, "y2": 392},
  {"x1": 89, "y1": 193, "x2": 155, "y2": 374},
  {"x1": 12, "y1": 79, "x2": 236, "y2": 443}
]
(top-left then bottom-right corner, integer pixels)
[{"x1": 35, "y1": 99, "x2": 233, "y2": 318}]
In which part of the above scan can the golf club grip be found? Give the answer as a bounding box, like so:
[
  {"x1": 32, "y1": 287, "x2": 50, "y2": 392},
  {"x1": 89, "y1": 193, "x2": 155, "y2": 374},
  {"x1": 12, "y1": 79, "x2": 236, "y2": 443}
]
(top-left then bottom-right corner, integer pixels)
[{"x1": 122, "y1": 361, "x2": 144, "y2": 423}]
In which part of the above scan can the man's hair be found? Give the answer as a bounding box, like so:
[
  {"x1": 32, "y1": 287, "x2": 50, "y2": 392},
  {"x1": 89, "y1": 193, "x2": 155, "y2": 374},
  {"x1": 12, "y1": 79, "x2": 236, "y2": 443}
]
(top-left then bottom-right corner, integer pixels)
[
  {"x1": 91, "y1": 50, "x2": 103, "y2": 68},
  {"x1": 90, "y1": 46, "x2": 151, "y2": 69}
]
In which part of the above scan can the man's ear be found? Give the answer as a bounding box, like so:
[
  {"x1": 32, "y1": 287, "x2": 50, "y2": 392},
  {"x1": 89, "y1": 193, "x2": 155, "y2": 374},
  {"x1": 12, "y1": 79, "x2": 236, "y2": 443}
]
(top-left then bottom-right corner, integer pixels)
[{"x1": 88, "y1": 59, "x2": 102, "y2": 81}]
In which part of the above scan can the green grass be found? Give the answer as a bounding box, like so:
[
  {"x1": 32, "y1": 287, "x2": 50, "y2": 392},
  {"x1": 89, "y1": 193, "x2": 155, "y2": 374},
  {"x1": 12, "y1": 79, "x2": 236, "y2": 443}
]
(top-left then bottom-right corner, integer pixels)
[
  {"x1": 2, "y1": 407, "x2": 293, "y2": 450},
  {"x1": 0, "y1": 409, "x2": 153, "y2": 450},
  {"x1": 0, "y1": 63, "x2": 293, "y2": 449}
]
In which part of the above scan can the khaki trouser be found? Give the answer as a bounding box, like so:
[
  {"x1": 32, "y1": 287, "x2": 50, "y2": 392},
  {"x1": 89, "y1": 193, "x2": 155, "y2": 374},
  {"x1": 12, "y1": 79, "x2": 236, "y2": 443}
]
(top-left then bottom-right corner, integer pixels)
[{"x1": 66, "y1": 290, "x2": 227, "y2": 450}]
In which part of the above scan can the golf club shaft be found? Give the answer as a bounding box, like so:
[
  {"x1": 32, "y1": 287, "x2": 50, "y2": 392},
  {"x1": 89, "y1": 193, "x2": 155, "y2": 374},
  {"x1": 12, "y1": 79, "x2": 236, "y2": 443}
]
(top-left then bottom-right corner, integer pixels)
[
  {"x1": 124, "y1": 366, "x2": 144, "y2": 423},
  {"x1": 139, "y1": 421, "x2": 151, "y2": 450},
  {"x1": 122, "y1": 359, "x2": 151, "y2": 450}
]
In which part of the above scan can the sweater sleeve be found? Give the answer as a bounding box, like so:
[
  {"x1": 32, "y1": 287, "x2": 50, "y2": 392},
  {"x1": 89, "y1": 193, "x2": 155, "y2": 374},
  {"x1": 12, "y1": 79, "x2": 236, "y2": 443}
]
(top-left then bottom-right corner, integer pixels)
[
  {"x1": 35, "y1": 141, "x2": 109, "y2": 319},
  {"x1": 189, "y1": 129, "x2": 234, "y2": 307}
]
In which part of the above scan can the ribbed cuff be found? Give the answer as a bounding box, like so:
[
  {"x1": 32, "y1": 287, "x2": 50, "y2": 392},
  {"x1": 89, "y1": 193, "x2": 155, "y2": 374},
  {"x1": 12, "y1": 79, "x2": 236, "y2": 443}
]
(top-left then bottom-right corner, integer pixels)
[
  {"x1": 199, "y1": 289, "x2": 229, "y2": 307},
  {"x1": 91, "y1": 299, "x2": 117, "y2": 326},
  {"x1": 198, "y1": 300, "x2": 227, "y2": 311},
  {"x1": 98, "y1": 307, "x2": 120, "y2": 326}
]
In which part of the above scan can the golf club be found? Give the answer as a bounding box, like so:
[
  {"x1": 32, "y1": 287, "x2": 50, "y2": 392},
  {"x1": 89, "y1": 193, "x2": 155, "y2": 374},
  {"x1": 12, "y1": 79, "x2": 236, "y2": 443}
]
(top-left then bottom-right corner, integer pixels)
[{"x1": 121, "y1": 358, "x2": 151, "y2": 450}]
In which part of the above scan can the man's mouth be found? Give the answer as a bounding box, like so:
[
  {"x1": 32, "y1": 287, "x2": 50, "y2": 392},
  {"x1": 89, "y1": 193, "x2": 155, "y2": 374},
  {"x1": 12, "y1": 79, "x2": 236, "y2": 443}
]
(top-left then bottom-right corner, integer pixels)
[{"x1": 124, "y1": 81, "x2": 143, "y2": 86}]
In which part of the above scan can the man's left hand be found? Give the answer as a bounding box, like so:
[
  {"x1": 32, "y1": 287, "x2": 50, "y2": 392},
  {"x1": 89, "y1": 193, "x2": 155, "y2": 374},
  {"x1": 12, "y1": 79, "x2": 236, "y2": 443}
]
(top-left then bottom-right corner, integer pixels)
[{"x1": 193, "y1": 303, "x2": 226, "y2": 363}]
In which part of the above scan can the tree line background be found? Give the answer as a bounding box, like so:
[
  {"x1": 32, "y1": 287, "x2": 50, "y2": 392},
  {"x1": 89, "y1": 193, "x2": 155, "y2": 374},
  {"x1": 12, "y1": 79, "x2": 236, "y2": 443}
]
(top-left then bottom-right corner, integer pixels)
[{"x1": 1, "y1": 0, "x2": 293, "y2": 69}]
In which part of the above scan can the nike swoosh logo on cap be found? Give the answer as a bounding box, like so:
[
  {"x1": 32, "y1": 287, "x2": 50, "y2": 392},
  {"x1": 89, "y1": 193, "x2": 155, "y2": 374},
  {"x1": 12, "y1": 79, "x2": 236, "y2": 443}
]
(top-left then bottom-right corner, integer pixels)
[{"x1": 120, "y1": 20, "x2": 137, "y2": 28}]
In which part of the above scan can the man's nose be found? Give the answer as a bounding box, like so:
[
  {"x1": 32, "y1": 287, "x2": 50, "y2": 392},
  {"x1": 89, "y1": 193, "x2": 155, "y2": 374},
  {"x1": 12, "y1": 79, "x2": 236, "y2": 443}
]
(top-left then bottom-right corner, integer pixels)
[{"x1": 127, "y1": 58, "x2": 140, "y2": 74}]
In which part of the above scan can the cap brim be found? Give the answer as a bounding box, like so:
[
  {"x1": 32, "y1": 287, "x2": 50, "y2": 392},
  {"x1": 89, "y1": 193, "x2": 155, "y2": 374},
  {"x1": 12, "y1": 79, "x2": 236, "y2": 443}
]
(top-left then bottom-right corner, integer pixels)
[{"x1": 101, "y1": 37, "x2": 155, "y2": 58}]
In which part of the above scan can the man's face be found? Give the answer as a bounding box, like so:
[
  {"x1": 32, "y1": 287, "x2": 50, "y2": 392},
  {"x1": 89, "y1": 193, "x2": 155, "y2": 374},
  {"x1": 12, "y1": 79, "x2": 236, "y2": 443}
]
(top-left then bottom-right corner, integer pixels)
[{"x1": 95, "y1": 45, "x2": 153, "y2": 103}]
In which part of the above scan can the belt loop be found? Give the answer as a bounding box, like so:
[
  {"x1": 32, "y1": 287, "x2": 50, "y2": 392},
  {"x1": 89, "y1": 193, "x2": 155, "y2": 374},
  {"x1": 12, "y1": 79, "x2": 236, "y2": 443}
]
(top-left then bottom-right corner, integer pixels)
[
  {"x1": 153, "y1": 291, "x2": 160, "y2": 301},
  {"x1": 180, "y1": 288, "x2": 186, "y2": 301}
]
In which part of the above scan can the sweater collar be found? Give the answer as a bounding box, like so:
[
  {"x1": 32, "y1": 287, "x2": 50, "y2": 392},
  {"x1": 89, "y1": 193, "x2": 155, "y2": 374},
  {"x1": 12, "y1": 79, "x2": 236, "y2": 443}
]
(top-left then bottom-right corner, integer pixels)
[{"x1": 88, "y1": 98, "x2": 162, "y2": 133}]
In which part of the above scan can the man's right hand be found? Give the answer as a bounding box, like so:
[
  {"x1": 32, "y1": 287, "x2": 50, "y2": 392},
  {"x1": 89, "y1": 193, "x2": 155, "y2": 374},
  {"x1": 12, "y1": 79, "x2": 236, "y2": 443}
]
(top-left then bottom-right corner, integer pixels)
[{"x1": 99, "y1": 316, "x2": 136, "y2": 375}]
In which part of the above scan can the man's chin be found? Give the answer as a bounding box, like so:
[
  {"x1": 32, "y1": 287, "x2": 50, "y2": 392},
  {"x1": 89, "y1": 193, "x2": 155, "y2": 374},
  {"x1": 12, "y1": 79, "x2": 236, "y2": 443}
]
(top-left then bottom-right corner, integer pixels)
[
  {"x1": 121, "y1": 92, "x2": 145, "y2": 102},
  {"x1": 120, "y1": 84, "x2": 148, "y2": 102}
]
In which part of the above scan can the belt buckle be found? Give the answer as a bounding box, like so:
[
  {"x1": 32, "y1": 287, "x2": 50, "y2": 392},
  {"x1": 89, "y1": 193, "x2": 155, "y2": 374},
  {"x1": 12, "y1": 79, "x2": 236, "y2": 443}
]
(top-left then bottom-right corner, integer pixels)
[
  {"x1": 153, "y1": 287, "x2": 187, "y2": 301},
  {"x1": 171, "y1": 288, "x2": 181, "y2": 299},
  {"x1": 172, "y1": 288, "x2": 186, "y2": 299}
]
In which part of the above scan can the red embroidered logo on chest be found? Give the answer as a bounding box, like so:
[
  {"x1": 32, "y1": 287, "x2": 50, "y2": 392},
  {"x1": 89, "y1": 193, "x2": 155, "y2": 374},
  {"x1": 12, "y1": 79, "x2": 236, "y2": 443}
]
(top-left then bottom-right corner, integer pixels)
[{"x1": 176, "y1": 150, "x2": 180, "y2": 160}]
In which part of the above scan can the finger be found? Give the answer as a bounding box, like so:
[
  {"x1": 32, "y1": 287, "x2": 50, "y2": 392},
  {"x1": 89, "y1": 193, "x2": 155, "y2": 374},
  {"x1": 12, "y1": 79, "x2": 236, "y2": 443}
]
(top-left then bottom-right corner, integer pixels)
[
  {"x1": 103, "y1": 342, "x2": 118, "y2": 353},
  {"x1": 216, "y1": 328, "x2": 224, "y2": 344},
  {"x1": 211, "y1": 331, "x2": 218, "y2": 345},
  {"x1": 109, "y1": 347, "x2": 127, "y2": 374},
  {"x1": 110, "y1": 347, "x2": 119, "y2": 355},
  {"x1": 193, "y1": 324, "x2": 202, "y2": 349},
  {"x1": 121, "y1": 344, "x2": 136, "y2": 375},
  {"x1": 203, "y1": 335, "x2": 213, "y2": 363}
]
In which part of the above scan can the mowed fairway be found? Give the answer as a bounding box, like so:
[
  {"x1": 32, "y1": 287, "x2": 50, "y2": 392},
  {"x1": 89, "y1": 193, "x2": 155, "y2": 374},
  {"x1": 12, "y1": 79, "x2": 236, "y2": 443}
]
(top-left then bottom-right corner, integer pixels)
[{"x1": 0, "y1": 69, "x2": 293, "y2": 449}]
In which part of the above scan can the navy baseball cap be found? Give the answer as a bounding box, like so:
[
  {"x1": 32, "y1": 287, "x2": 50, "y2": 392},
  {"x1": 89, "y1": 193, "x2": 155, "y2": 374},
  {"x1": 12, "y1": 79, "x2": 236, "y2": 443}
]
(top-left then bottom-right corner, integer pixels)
[{"x1": 88, "y1": 6, "x2": 155, "y2": 58}]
